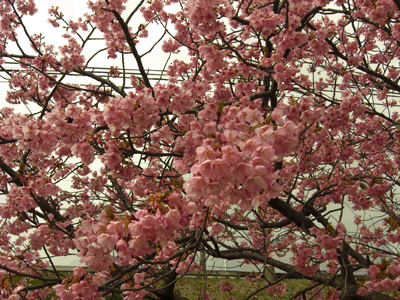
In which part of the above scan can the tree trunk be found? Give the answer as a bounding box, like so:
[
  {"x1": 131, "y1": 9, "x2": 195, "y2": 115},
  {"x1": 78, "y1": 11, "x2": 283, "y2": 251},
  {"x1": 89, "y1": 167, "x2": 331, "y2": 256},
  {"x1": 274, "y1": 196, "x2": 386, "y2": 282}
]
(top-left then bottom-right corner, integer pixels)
[{"x1": 148, "y1": 267, "x2": 191, "y2": 300}]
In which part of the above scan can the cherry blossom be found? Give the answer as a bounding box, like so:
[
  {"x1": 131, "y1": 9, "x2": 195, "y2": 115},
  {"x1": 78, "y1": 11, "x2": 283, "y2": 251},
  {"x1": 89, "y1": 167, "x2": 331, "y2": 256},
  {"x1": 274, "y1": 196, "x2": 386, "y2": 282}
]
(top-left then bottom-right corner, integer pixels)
[{"x1": 1, "y1": 0, "x2": 400, "y2": 299}]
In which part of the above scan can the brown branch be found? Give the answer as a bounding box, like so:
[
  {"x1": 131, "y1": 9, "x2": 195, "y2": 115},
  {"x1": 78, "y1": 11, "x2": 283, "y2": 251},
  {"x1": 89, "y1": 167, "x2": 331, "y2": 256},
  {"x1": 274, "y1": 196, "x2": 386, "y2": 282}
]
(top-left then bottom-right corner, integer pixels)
[
  {"x1": 106, "y1": 167, "x2": 135, "y2": 212},
  {"x1": 0, "y1": 157, "x2": 73, "y2": 233},
  {"x1": 213, "y1": 217, "x2": 291, "y2": 230},
  {"x1": 231, "y1": 15, "x2": 250, "y2": 25},
  {"x1": 305, "y1": 23, "x2": 400, "y2": 94},
  {"x1": 219, "y1": 250, "x2": 345, "y2": 288},
  {"x1": 21, "y1": 281, "x2": 61, "y2": 292},
  {"x1": 1, "y1": 265, "x2": 62, "y2": 283},
  {"x1": 249, "y1": 91, "x2": 274, "y2": 101},
  {"x1": 268, "y1": 197, "x2": 314, "y2": 231},
  {"x1": 0, "y1": 157, "x2": 23, "y2": 186},
  {"x1": 297, "y1": 6, "x2": 322, "y2": 32},
  {"x1": 392, "y1": 0, "x2": 400, "y2": 10},
  {"x1": 0, "y1": 137, "x2": 17, "y2": 145},
  {"x1": 218, "y1": 250, "x2": 395, "y2": 300},
  {"x1": 110, "y1": 10, "x2": 152, "y2": 89},
  {"x1": 0, "y1": 52, "x2": 126, "y2": 97}
]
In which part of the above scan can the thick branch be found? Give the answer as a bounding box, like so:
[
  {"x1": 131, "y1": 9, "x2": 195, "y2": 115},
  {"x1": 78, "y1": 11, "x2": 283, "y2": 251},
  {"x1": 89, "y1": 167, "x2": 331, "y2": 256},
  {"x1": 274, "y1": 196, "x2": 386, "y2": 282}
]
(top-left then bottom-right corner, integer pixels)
[
  {"x1": 110, "y1": 10, "x2": 152, "y2": 89},
  {"x1": 0, "y1": 158, "x2": 23, "y2": 186},
  {"x1": 268, "y1": 197, "x2": 314, "y2": 231},
  {"x1": 218, "y1": 251, "x2": 395, "y2": 300},
  {"x1": 0, "y1": 52, "x2": 126, "y2": 97},
  {"x1": 214, "y1": 217, "x2": 291, "y2": 230},
  {"x1": 0, "y1": 157, "x2": 73, "y2": 233},
  {"x1": 21, "y1": 281, "x2": 61, "y2": 292},
  {"x1": 392, "y1": 0, "x2": 400, "y2": 10},
  {"x1": 231, "y1": 15, "x2": 250, "y2": 25},
  {"x1": 0, "y1": 137, "x2": 17, "y2": 144},
  {"x1": 106, "y1": 168, "x2": 135, "y2": 212},
  {"x1": 306, "y1": 23, "x2": 400, "y2": 93},
  {"x1": 219, "y1": 250, "x2": 345, "y2": 288}
]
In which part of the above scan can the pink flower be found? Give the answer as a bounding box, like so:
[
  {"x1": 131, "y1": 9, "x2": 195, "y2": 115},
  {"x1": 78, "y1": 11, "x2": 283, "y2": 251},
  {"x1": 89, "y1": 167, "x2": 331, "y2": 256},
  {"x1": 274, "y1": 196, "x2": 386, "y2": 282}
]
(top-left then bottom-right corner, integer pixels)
[
  {"x1": 367, "y1": 265, "x2": 381, "y2": 279},
  {"x1": 129, "y1": 236, "x2": 152, "y2": 256},
  {"x1": 209, "y1": 222, "x2": 224, "y2": 235},
  {"x1": 134, "y1": 272, "x2": 145, "y2": 284},
  {"x1": 220, "y1": 280, "x2": 234, "y2": 292},
  {"x1": 387, "y1": 264, "x2": 400, "y2": 276},
  {"x1": 165, "y1": 209, "x2": 182, "y2": 231},
  {"x1": 184, "y1": 176, "x2": 207, "y2": 195},
  {"x1": 310, "y1": 227, "x2": 341, "y2": 250},
  {"x1": 73, "y1": 266, "x2": 86, "y2": 278},
  {"x1": 221, "y1": 145, "x2": 241, "y2": 165},
  {"x1": 196, "y1": 144, "x2": 219, "y2": 163},
  {"x1": 175, "y1": 254, "x2": 196, "y2": 274},
  {"x1": 211, "y1": 159, "x2": 230, "y2": 178},
  {"x1": 251, "y1": 146, "x2": 276, "y2": 162},
  {"x1": 233, "y1": 162, "x2": 255, "y2": 185},
  {"x1": 189, "y1": 212, "x2": 204, "y2": 231},
  {"x1": 97, "y1": 234, "x2": 116, "y2": 253},
  {"x1": 242, "y1": 176, "x2": 268, "y2": 193}
]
